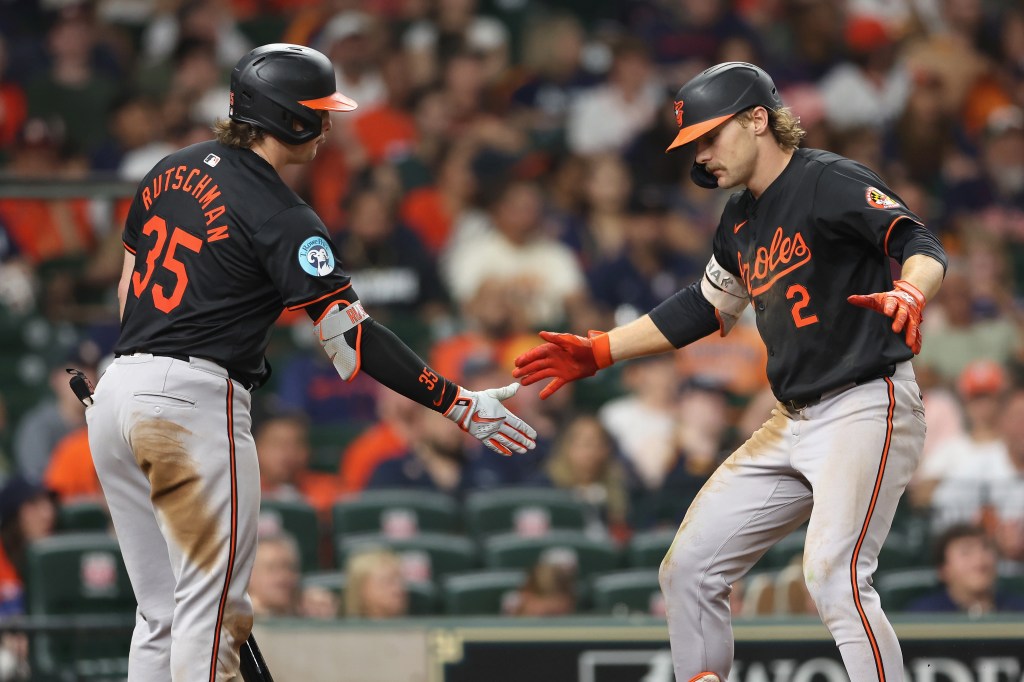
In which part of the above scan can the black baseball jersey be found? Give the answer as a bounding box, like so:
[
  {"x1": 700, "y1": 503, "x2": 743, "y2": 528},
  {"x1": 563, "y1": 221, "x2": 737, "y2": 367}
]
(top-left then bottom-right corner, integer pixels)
[
  {"x1": 115, "y1": 140, "x2": 353, "y2": 387},
  {"x1": 712, "y1": 148, "x2": 936, "y2": 403}
]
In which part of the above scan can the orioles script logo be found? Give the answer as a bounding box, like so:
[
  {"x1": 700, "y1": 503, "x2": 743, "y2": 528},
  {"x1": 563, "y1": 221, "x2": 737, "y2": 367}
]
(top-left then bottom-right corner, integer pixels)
[{"x1": 737, "y1": 226, "x2": 812, "y2": 296}]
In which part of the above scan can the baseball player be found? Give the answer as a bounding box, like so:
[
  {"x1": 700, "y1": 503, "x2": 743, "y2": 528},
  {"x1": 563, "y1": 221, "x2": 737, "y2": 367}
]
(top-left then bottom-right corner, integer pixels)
[
  {"x1": 85, "y1": 43, "x2": 536, "y2": 682},
  {"x1": 513, "y1": 62, "x2": 947, "y2": 681}
]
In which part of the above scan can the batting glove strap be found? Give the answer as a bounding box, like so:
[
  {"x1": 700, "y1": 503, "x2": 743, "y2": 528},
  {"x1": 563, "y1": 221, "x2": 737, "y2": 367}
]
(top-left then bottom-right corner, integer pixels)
[{"x1": 444, "y1": 383, "x2": 538, "y2": 456}]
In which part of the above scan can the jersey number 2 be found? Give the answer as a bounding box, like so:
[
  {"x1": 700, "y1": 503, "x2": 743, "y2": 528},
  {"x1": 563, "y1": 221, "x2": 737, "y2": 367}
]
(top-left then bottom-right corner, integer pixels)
[
  {"x1": 786, "y1": 284, "x2": 819, "y2": 328},
  {"x1": 131, "y1": 215, "x2": 203, "y2": 313}
]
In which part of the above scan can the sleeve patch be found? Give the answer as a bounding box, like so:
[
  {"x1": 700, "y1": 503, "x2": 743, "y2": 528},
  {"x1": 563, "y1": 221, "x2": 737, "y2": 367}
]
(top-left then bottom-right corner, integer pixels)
[
  {"x1": 866, "y1": 186, "x2": 900, "y2": 210},
  {"x1": 297, "y1": 236, "x2": 336, "y2": 277}
]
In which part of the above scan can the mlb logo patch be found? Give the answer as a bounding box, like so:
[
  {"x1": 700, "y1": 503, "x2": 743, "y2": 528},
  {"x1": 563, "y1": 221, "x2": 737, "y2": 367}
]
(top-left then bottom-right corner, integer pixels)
[{"x1": 204, "y1": 153, "x2": 221, "y2": 167}]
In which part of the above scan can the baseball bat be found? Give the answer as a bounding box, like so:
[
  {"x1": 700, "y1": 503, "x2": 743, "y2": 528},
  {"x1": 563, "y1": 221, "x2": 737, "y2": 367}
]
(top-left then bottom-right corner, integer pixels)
[{"x1": 240, "y1": 632, "x2": 275, "y2": 682}]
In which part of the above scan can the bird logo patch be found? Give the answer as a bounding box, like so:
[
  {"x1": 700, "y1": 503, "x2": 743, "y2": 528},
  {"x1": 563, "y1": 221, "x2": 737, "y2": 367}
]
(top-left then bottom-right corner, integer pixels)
[
  {"x1": 866, "y1": 187, "x2": 900, "y2": 209},
  {"x1": 298, "y1": 236, "x2": 335, "y2": 276},
  {"x1": 674, "y1": 100, "x2": 685, "y2": 128}
]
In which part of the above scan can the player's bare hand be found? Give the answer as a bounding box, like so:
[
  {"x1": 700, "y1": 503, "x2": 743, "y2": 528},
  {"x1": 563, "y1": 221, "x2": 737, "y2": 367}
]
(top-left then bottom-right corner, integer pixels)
[
  {"x1": 444, "y1": 382, "x2": 537, "y2": 456},
  {"x1": 847, "y1": 279, "x2": 926, "y2": 354},
  {"x1": 512, "y1": 330, "x2": 612, "y2": 399}
]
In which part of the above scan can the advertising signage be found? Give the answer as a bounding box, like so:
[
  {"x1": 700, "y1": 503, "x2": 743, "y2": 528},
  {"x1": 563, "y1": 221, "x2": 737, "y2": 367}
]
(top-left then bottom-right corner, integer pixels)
[{"x1": 432, "y1": 619, "x2": 1024, "y2": 682}]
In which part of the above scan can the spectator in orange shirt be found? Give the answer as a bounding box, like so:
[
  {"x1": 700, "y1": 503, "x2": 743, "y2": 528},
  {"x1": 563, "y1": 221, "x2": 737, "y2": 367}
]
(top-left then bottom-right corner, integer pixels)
[
  {"x1": 0, "y1": 118, "x2": 95, "y2": 264},
  {"x1": 256, "y1": 412, "x2": 339, "y2": 517},
  {"x1": 43, "y1": 426, "x2": 103, "y2": 503},
  {"x1": 338, "y1": 385, "x2": 419, "y2": 495}
]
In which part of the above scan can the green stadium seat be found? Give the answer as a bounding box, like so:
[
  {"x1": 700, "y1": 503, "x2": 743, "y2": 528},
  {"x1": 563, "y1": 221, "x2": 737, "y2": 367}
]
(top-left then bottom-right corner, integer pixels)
[
  {"x1": 482, "y1": 531, "x2": 621, "y2": 578},
  {"x1": 875, "y1": 567, "x2": 941, "y2": 611},
  {"x1": 307, "y1": 423, "x2": 366, "y2": 473},
  {"x1": 332, "y1": 489, "x2": 460, "y2": 538},
  {"x1": 464, "y1": 488, "x2": 589, "y2": 538},
  {"x1": 441, "y1": 570, "x2": 526, "y2": 615},
  {"x1": 590, "y1": 569, "x2": 663, "y2": 615},
  {"x1": 259, "y1": 498, "x2": 321, "y2": 573},
  {"x1": 300, "y1": 571, "x2": 437, "y2": 616},
  {"x1": 56, "y1": 500, "x2": 110, "y2": 533},
  {"x1": 336, "y1": 532, "x2": 478, "y2": 582},
  {"x1": 998, "y1": 571, "x2": 1024, "y2": 598},
  {"x1": 627, "y1": 528, "x2": 677, "y2": 568},
  {"x1": 25, "y1": 532, "x2": 135, "y2": 677}
]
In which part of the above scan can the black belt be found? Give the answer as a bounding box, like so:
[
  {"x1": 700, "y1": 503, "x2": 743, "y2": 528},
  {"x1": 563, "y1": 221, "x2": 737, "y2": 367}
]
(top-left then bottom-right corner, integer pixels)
[
  {"x1": 118, "y1": 352, "x2": 254, "y2": 390},
  {"x1": 782, "y1": 364, "x2": 896, "y2": 411}
]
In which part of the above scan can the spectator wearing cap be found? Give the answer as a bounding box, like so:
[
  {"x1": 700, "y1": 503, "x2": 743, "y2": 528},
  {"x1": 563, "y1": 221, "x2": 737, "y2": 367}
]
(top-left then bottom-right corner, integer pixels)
[
  {"x1": 13, "y1": 351, "x2": 96, "y2": 483},
  {"x1": 319, "y1": 11, "x2": 387, "y2": 117},
  {"x1": 906, "y1": 523, "x2": 1024, "y2": 615},
  {"x1": 918, "y1": 360, "x2": 1018, "y2": 528},
  {"x1": 0, "y1": 475, "x2": 57, "y2": 616},
  {"x1": 0, "y1": 118, "x2": 95, "y2": 264},
  {"x1": 818, "y1": 14, "x2": 911, "y2": 132}
]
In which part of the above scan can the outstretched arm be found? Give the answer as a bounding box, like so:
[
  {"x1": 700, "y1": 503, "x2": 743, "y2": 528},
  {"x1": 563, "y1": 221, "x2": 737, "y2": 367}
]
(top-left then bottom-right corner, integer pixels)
[
  {"x1": 899, "y1": 254, "x2": 945, "y2": 301},
  {"x1": 847, "y1": 254, "x2": 946, "y2": 354},
  {"x1": 311, "y1": 299, "x2": 537, "y2": 455},
  {"x1": 514, "y1": 280, "x2": 723, "y2": 399}
]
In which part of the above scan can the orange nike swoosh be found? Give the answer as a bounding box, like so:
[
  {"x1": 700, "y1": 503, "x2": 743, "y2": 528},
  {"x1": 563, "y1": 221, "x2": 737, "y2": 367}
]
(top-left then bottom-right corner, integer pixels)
[
  {"x1": 432, "y1": 393, "x2": 444, "y2": 407},
  {"x1": 471, "y1": 413, "x2": 503, "y2": 424},
  {"x1": 733, "y1": 220, "x2": 748, "y2": 234}
]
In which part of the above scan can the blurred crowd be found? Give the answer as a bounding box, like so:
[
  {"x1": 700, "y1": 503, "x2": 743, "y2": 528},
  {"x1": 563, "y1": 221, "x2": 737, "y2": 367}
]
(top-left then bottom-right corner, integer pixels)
[{"x1": 2, "y1": 0, "x2": 1024, "y2": 644}]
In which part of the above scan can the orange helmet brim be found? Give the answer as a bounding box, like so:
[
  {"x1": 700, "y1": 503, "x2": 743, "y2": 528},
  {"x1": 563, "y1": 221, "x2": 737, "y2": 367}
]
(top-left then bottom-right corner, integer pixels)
[
  {"x1": 665, "y1": 113, "x2": 735, "y2": 152},
  {"x1": 299, "y1": 91, "x2": 358, "y2": 112}
]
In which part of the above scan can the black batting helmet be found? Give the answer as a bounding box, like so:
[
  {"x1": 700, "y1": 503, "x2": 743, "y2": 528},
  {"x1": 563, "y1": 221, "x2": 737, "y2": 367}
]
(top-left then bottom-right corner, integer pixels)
[
  {"x1": 666, "y1": 62, "x2": 783, "y2": 188},
  {"x1": 229, "y1": 43, "x2": 357, "y2": 145}
]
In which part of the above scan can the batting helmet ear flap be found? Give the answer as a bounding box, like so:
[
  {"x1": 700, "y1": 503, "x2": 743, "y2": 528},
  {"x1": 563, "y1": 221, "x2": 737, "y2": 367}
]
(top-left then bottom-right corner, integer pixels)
[{"x1": 691, "y1": 162, "x2": 720, "y2": 189}]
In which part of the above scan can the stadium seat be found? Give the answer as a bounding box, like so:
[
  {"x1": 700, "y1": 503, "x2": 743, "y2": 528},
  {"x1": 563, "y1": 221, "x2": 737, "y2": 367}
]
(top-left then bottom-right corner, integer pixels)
[
  {"x1": 56, "y1": 500, "x2": 110, "y2": 533},
  {"x1": 332, "y1": 489, "x2": 460, "y2": 538},
  {"x1": 590, "y1": 569, "x2": 664, "y2": 616},
  {"x1": 336, "y1": 532, "x2": 478, "y2": 582},
  {"x1": 259, "y1": 498, "x2": 321, "y2": 573},
  {"x1": 25, "y1": 532, "x2": 135, "y2": 677},
  {"x1": 875, "y1": 567, "x2": 941, "y2": 611},
  {"x1": 464, "y1": 488, "x2": 589, "y2": 538},
  {"x1": 441, "y1": 570, "x2": 526, "y2": 615},
  {"x1": 481, "y1": 530, "x2": 621, "y2": 578},
  {"x1": 301, "y1": 571, "x2": 437, "y2": 616},
  {"x1": 626, "y1": 528, "x2": 677, "y2": 568},
  {"x1": 308, "y1": 423, "x2": 366, "y2": 473}
]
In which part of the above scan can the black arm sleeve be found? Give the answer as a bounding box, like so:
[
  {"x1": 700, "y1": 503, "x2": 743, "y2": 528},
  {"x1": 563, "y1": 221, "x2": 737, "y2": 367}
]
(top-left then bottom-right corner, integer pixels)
[
  {"x1": 886, "y1": 218, "x2": 949, "y2": 273},
  {"x1": 647, "y1": 281, "x2": 721, "y2": 349},
  {"x1": 346, "y1": 318, "x2": 459, "y2": 413}
]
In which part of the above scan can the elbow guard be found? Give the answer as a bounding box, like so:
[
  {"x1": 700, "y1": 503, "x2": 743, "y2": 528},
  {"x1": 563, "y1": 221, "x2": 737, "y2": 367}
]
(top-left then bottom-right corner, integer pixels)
[
  {"x1": 314, "y1": 300, "x2": 369, "y2": 381},
  {"x1": 700, "y1": 255, "x2": 749, "y2": 335}
]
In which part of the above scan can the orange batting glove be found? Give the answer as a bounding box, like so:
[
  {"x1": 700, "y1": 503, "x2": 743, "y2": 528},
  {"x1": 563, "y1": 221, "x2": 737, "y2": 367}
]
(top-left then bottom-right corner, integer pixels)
[
  {"x1": 512, "y1": 330, "x2": 613, "y2": 399},
  {"x1": 847, "y1": 279, "x2": 926, "y2": 354}
]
